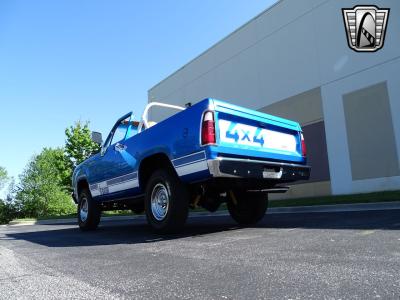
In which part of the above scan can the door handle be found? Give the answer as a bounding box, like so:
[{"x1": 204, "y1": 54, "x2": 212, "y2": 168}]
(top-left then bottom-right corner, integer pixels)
[{"x1": 114, "y1": 143, "x2": 127, "y2": 152}]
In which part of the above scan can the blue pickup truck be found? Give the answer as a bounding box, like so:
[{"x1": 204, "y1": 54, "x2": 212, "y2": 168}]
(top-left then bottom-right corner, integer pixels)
[{"x1": 72, "y1": 98, "x2": 310, "y2": 233}]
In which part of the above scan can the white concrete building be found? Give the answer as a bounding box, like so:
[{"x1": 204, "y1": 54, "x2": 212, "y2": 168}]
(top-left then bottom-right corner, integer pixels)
[{"x1": 148, "y1": 0, "x2": 400, "y2": 199}]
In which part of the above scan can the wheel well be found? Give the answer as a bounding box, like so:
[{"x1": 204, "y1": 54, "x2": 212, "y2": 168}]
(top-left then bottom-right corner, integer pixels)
[
  {"x1": 139, "y1": 153, "x2": 176, "y2": 189},
  {"x1": 77, "y1": 179, "x2": 89, "y2": 196}
]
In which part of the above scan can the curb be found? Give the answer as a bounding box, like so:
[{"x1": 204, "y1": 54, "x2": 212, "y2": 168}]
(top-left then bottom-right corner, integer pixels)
[
  {"x1": 7, "y1": 215, "x2": 146, "y2": 226},
  {"x1": 5, "y1": 201, "x2": 400, "y2": 226},
  {"x1": 268, "y1": 201, "x2": 400, "y2": 214}
]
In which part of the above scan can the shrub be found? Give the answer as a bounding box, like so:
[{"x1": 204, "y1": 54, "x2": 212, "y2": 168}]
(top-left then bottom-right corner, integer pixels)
[{"x1": 0, "y1": 200, "x2": 17, "y2": 224}]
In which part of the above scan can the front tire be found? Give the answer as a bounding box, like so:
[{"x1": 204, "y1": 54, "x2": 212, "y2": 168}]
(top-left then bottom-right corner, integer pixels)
[
  {"x1": 145, "y1": 169, "x2": 189, "y2": 233},
  {"x1": 78, "y1": 188, "x2": 101, "y2": 231},
  {"x1": 227, "y1": 190, "x2": 268, "y2": 225}
]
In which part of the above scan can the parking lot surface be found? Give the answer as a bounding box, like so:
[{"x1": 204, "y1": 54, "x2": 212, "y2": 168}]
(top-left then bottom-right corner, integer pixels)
[{"x1": 1, "y1": 209, "x2": 400, "y2": 299}]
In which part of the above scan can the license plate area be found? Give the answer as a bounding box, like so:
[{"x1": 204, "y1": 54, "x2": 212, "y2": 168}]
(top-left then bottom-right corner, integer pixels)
[{"x1": 263, "y1": 167, "x2": 283, "y2": 179}]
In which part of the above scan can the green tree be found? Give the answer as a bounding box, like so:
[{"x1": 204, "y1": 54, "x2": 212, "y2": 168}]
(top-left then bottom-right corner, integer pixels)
[
  {"x1": 15, "y1": 148, "x2": 75, "y2": 218},
  {"x1": 0, "y1": 167, "x2": 15, "y2": 224},
  {"x1": 52, "y1": 146, "x2": 72, "y2": 189},
  {"x1": 65, "y1": 121, "x2": 100, "y2": 169},
  {"x1": 0, "y1": 166, "x2": 8, "y2": 190},
  {"x1": 0, "y1": 178, "x2": 18, "y2": 224},
  {"x1": 0, "y1": 200, "x2": 16, "y2": 224}
]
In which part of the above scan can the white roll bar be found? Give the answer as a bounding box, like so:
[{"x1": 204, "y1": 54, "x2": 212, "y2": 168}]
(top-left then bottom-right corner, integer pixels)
[{"x1": 137, "y1": 102, "x2": 185, "y2": 133}]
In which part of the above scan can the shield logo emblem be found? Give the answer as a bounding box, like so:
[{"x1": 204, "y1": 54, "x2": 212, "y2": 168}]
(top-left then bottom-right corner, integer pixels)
[{"x1": 342, "y1": 5, "x2": 390, "y2": 52}]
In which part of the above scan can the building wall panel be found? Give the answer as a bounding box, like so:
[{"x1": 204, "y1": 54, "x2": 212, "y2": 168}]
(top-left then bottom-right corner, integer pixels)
[
  {"x1": 343, "y1": 81, "x2": 399, "y2": 180},
  {"x1": 148, "y1": 0, "x2": 400, "y2": 197}
]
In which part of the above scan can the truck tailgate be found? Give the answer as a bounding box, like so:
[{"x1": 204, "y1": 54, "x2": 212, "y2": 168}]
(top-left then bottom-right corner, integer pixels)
[{"x1": 212, "y1": 100, "x2": 303, "y2": 163}]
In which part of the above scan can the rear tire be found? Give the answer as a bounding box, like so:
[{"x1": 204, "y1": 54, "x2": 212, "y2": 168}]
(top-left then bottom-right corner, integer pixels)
[
  {"x1": 78, "y1": 188, "x2": 101, "y2": 231},
  {"x1": 145, "y1": 169, "x2": 189, "y2": 233},
  {"x1": 227, "y1": 190, "x2": 268, "y2": 225}
]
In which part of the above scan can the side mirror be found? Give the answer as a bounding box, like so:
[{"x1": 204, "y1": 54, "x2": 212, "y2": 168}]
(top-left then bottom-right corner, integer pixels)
[{"x1": 91, "y1": 131, "x2": 103, "y2": 146}]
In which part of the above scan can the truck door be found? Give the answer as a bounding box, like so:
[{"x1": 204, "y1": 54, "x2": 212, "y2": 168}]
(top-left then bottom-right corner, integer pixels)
[{"x1": 91, "y1": 113, "x2": 137, "y2": 198}]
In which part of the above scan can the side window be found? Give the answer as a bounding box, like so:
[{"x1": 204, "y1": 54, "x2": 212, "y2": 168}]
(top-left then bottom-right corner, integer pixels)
[
  {"x1": 101, "y1": 113, "x2": 134, "y2": 155},
  {"x1": 111, "y1": 117, "x2": 130, "y2": 145},
  {"x1": 125, "y1": 125, "x2": 138, "y2": 139}
]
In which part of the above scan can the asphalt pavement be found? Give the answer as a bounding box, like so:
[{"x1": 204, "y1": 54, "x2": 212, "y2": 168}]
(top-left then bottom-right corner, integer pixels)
[{"x1": 1, "y1": 209, "x2": 400, "y2": 299}]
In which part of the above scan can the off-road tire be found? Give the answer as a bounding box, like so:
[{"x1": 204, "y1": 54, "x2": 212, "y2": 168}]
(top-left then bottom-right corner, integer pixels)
[
  {"x1": 145, "y1": 169, "x2": 189, "y2": 233},
  {"x1": 227, "y1": 190, "x2": 268, "y2": 225},
  {"x1": 77, "y1": 188, "x2": 101, "y2": 231}
]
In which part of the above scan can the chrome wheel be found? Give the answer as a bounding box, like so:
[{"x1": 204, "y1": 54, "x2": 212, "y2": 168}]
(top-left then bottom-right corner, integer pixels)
[
  {"x1": 80, "y1": 196, "x2": 88, "y2": 222},
  {"x1": 150, "y1": 183, "x2": 169, "y2": 221}
]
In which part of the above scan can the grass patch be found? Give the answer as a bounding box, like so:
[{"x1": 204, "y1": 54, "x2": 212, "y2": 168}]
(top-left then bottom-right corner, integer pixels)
[
  {"x1": 11, "y1": 218, "x2": 37, "y2": 222},
  {"x1": 269, "y1": 190, "x2": 400, "y2": 208},
  {"x1": 37, "y1": 213, "x2": 77, "y2": 220},
  {"x1": 11, "y1": 214, "x2": 77, "y2": 222},
  {"x1": 102, "y1": 210, "x2": 135, "y2": 217}
]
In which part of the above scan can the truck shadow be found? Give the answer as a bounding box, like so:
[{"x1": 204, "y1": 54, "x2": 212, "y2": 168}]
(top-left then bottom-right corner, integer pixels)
[{"x1": 6, "y1": 209, "x2": 400, "y2": 248}]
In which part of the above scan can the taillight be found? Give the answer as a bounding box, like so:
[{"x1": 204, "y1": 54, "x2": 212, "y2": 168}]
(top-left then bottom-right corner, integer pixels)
[
  {"x1": 301, "y1": 133, "x2": 307, "y2": 157},
  {"x1": 201, "y1": 111, "x2": 216, "y2": 145}
]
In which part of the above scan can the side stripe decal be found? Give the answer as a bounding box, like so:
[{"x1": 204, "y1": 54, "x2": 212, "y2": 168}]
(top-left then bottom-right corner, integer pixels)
[
  {"x1": 106, "y1": 172, "x2": 137, "y2": 186},
  {"x1": 175, "y1": 160, "x2": 208, "y2": 177},
  {"x1": 90, "y1": 151, "x2": 210, "y2": 197},
  {"x1": 90, "y1": 172, "x2": 139, "y2": 197},
  {"x1": 172, "y1": 151, "x2": 209, "y2": 177},
  {"x1": 172, "y1": 151, "x2": 206, "y2": 167}
]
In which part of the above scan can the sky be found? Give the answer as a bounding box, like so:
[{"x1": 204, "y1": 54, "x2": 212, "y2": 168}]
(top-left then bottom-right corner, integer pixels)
[{"x1": 0, "y1": 0, "x2": 277, "y2": 182}]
